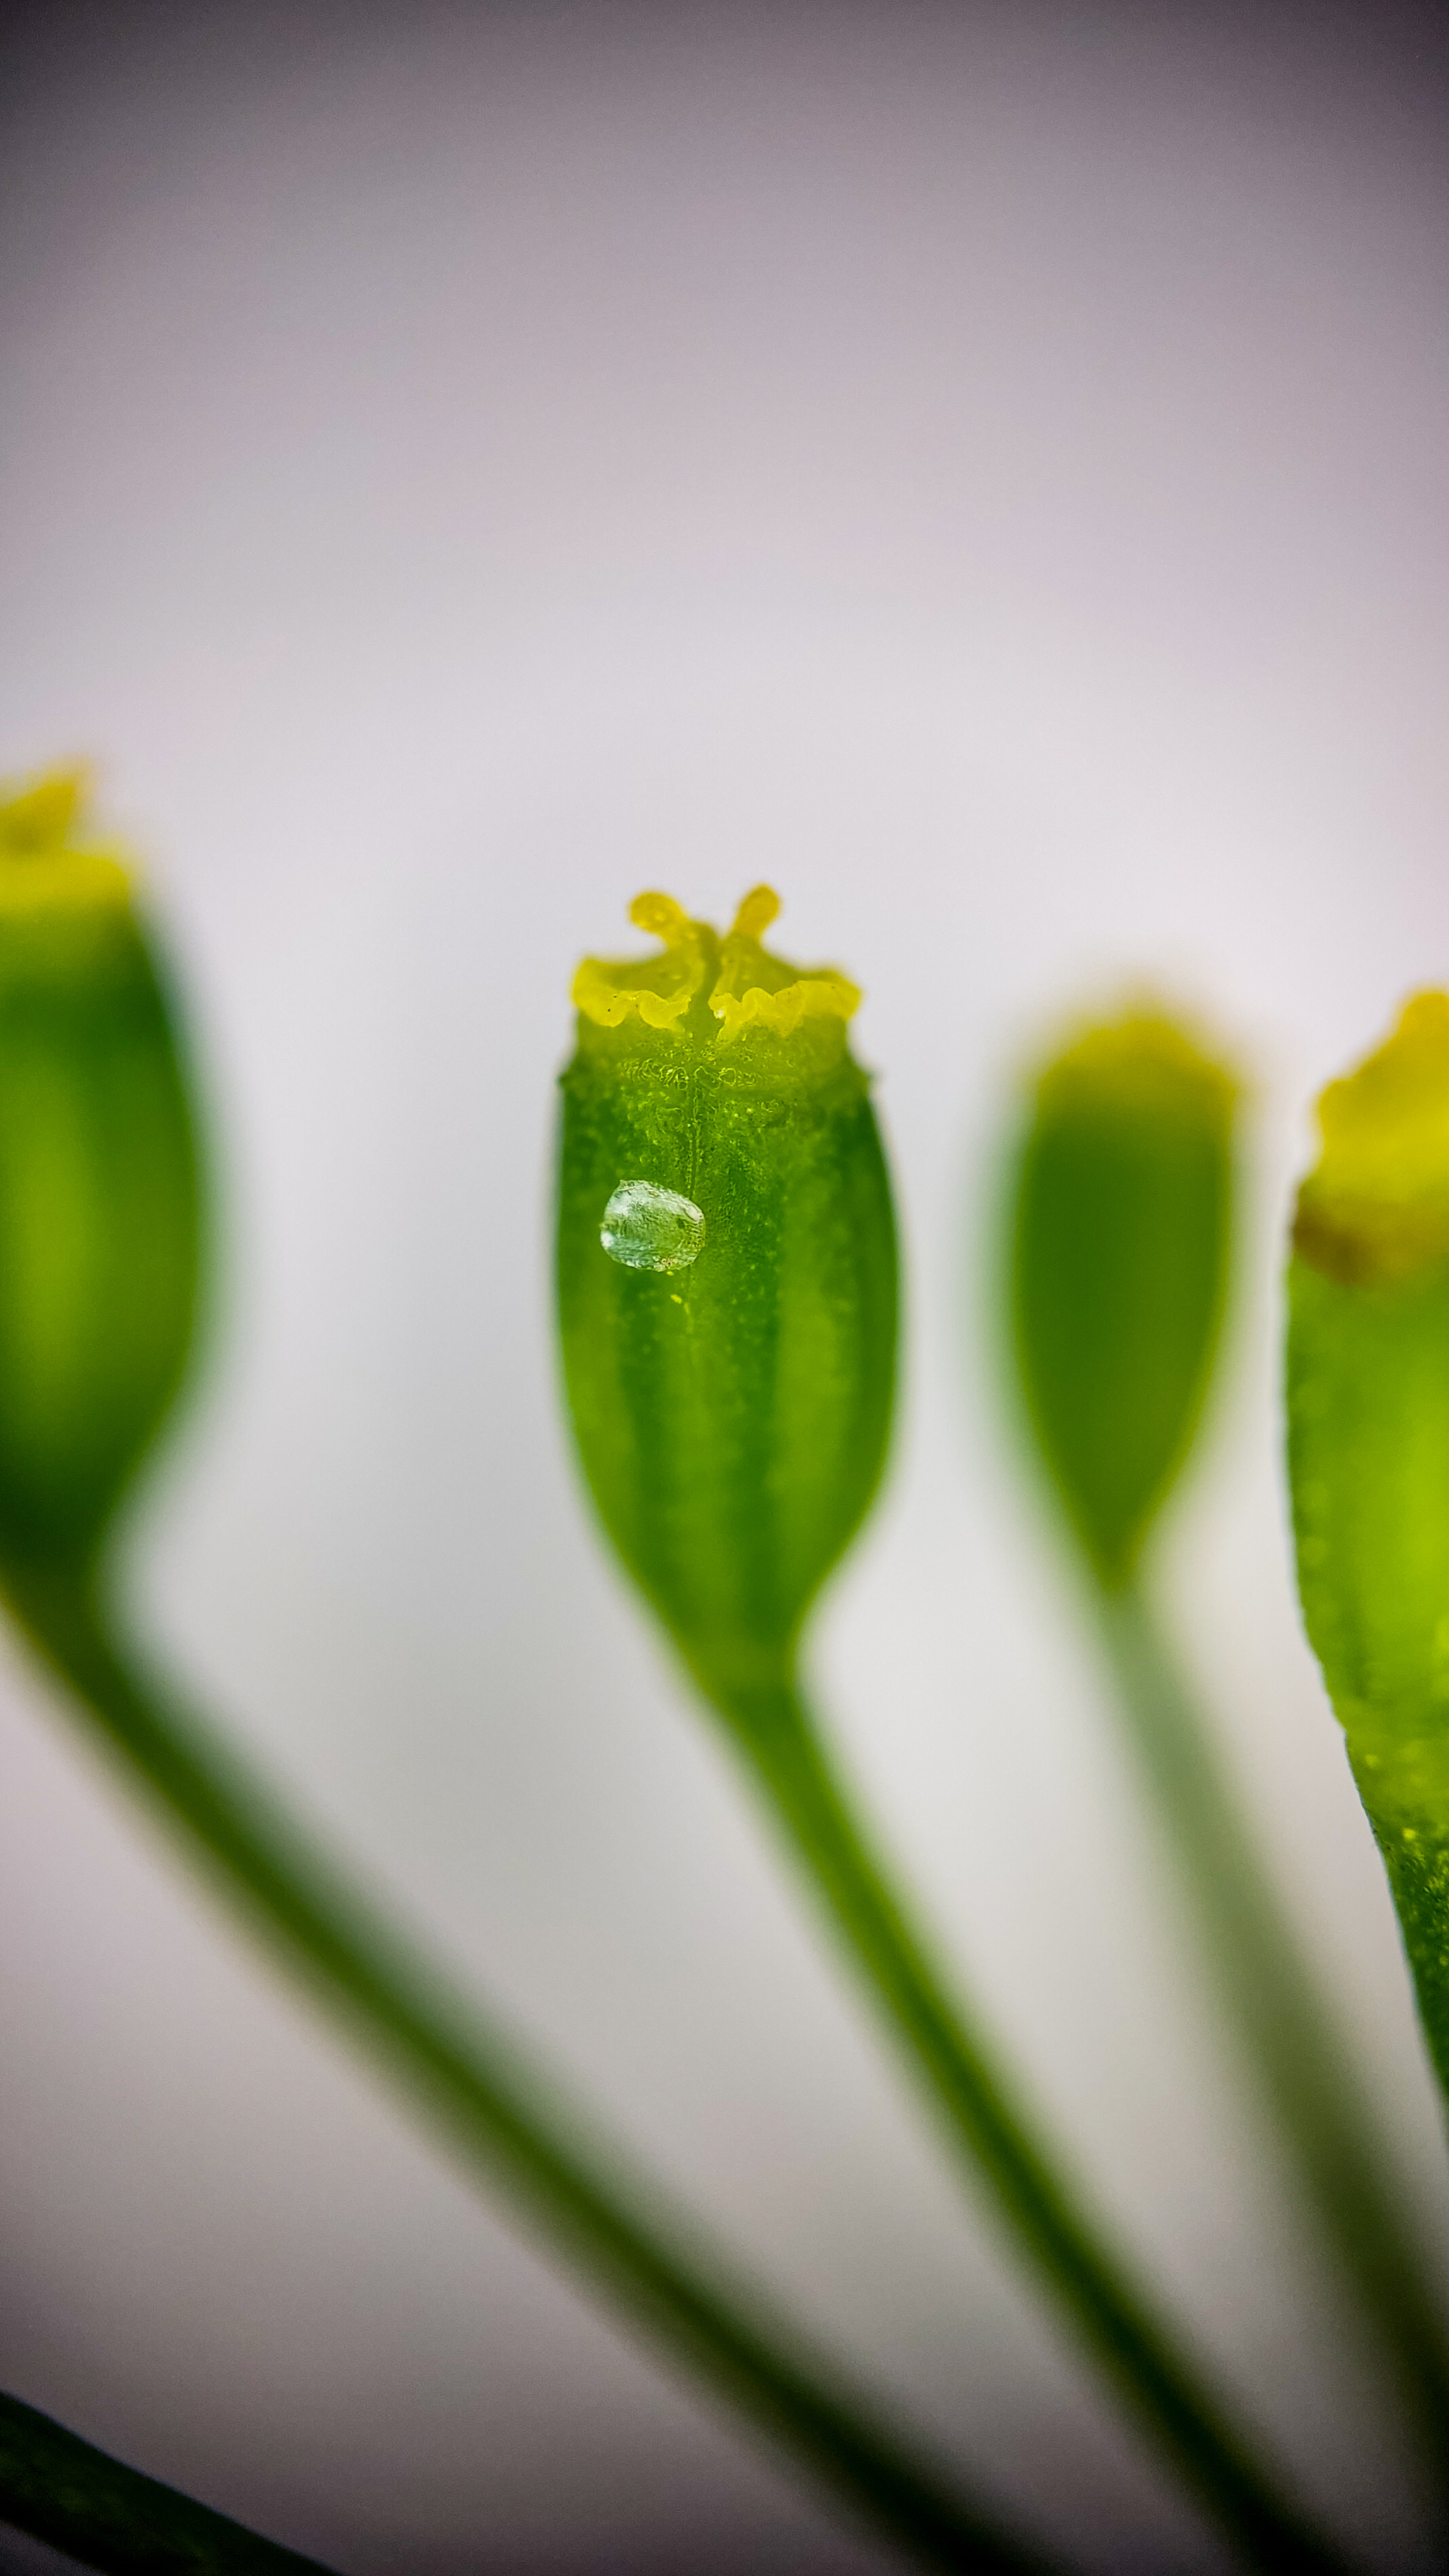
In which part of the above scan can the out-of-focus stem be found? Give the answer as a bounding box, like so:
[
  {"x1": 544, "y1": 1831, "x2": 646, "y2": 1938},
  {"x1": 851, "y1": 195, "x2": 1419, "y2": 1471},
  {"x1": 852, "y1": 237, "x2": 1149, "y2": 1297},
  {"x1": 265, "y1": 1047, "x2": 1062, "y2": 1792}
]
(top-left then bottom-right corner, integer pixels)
[
  {"x1": 717, "y1": 1669, "x2": 1351, "y2": 2576},
  {"x1": 1095, "y1": 1577, "x2": 1449, "y2": 2471},
  {"x1": 4, "y1": 1554, "x2": 1057, "y2": 2576}
]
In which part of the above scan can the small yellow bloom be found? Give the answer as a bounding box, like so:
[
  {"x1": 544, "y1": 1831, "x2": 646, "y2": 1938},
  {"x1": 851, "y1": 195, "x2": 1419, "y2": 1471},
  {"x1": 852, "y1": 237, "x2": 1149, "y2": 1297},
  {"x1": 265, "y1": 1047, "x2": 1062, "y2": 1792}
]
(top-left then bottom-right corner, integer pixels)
[{"x1": 1297, "y1": 992, "x2": 1449, "y2": 1284}]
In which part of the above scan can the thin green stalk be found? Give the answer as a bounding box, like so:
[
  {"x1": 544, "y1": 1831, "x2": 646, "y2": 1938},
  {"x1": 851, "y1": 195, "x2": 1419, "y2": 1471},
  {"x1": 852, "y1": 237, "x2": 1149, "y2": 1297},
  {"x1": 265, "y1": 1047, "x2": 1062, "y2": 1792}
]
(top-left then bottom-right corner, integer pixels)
[
  {"x1": 5, "y1": 1554, "x2": 1059, "y2": 2576},
  {"x1": 0, "y1": 2391, "x2": 337, "y2": 2575},
  {"x1": 715, "y1": 1667, "x2": 1352, "y2": 2576},
  {"x1": 1095, "y1": 1575, "x2": 1449, "y2": 2466}
]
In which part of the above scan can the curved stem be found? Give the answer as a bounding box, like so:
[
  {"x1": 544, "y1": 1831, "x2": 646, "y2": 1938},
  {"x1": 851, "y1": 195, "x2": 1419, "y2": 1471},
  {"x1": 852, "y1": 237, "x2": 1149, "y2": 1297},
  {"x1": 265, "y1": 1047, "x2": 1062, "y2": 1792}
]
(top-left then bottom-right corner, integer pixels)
[
  {"x1": 1095, "y1": 1576, "x2": 1449, "y2": 2470},
  {"x1": 715, "y1": 1668, "x2": 1351, "y2": 2576},
  {"x1": 0, "y1": 2391, "x2": 336, "y2": 2575},
  {"x1": 4, "y1": 1555, "x2": 1056, "y2": 2576}
]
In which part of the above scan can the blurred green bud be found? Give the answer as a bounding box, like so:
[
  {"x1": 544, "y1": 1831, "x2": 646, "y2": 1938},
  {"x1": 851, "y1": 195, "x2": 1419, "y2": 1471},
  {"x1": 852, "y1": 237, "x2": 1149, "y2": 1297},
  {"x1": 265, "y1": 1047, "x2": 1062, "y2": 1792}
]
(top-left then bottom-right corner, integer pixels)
[
  {"x1": 0, "y1": 769, "x2": 200, "y2": 1571},
  {"x1": 556, "y1": 887, "x2": 896, "y2": 1718},
  {"x1": 1008, "y1": 1006, "x2": 1239, "y2": 1588},
  {"x1": 1288, "y1": 992, "x2": 1449, "y2": 2098}
]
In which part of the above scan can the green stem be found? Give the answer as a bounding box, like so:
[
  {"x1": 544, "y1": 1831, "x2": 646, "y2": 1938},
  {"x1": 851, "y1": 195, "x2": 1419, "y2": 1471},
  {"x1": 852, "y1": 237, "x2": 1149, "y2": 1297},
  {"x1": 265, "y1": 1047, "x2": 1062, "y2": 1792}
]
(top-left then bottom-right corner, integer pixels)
[
  {"x1": 4, "y1": 1555, "x2": 1058, "y2": 2576},
  {"x1": 0, "y1": 2391, "x2": 336, "y2": 2575},
  {"x1": 1095, "y1": 1576, "x2": 1449, "y2": 2470},
  {"x1": 715, "y1": 1668, "x2": 1351, "y2": 2576}
]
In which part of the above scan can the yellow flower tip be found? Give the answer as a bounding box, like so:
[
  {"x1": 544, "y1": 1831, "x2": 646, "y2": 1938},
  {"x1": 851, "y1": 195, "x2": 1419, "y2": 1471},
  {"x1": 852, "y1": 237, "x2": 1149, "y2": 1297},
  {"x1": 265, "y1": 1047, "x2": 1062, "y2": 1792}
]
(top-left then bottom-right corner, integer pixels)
[
  {"x1": 572, "y1": 885, "x2": 862, "y2": 1050},
  {"x1": 709, "y1": 966, "x2": 862, "y2": 1045},
  {"x1": 729, "y1": 885, "x2": 780, "y2": 940},
  {"x1": 1033, "y1": 1002, "x2": 1239, "y2": 1130},
  {"x1": 0, "y1": 763, "x2": 91, "y2": 851},
  {"x1": 0, "y1": 763, "x2": 133, "y2": 914},
  {"x1": 1297, "y1": 990, "x2": 1449, "y2": 1284},
  {"x1": 710, "y1": 885, "x2": 860, "y2": 1047},
  {"x1": 629, "y1": 890, "x2": 695, "y2": 944},
  {"x1": 573, "y1": 888, "x2": 713, "y2": 1032}
]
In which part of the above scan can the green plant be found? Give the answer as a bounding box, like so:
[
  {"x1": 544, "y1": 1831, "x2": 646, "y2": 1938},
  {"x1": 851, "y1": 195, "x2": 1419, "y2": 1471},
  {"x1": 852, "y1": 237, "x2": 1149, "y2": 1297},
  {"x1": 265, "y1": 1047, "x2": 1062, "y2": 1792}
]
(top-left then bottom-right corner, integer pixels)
[
  {"x1": 8, "y1": 783, "x2": 1449, "y2": 2575},
  {"x1": 1289, "y1": 992, "x2": 1449, "y2": 2110},
  {"x1": 1006, "y1": 1003, "x2": 1449, "y2": 2462},
  {"x1": 0, "y1": 783, "x2": 1045, "y2": 2576},
  {"x1": 556, "y1": 893, "x2": 1346, "y2": 2575}
]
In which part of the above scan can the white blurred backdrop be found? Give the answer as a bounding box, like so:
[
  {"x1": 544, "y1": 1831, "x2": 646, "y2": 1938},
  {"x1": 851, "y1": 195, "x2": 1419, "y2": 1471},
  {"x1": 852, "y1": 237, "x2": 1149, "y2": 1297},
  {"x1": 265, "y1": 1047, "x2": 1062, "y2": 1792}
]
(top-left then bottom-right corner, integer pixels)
[{"x1": 2, "y1": 4, "x2": 1449, "y2": 2568}]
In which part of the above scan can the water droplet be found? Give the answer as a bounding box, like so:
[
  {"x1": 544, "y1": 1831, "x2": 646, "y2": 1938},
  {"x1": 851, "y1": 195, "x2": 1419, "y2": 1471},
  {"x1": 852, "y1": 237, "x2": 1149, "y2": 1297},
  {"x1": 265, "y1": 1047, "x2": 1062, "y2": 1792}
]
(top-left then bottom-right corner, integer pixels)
[{"x1": 600, "y1": 1180, "x2": 706, "y2": 1274}]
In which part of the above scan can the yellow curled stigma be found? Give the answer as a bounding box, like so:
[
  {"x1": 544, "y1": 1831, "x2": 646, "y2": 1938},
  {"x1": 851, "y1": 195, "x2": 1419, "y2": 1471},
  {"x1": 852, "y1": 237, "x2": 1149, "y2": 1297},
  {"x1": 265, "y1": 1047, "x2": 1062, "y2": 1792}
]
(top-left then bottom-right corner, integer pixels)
[
  {"x1": 572, "y1": 890, "x2": 714, "y2": 1033},
  {"x1": 730, "y1": 885, "x2": 781, "y2": 941},
  {"x1": 1033, "y1": 1003, "x2": 1238, "y2": 1129},
  {"x1": 1297, "y1": 991, "x2": 1449, "y2": 1284},
  {"x1": 709, "y1": 883, "x2": 862, "y2": 1047},
  {"x1": 0, "y1": 766, "x2": 134, "y2": 914}
]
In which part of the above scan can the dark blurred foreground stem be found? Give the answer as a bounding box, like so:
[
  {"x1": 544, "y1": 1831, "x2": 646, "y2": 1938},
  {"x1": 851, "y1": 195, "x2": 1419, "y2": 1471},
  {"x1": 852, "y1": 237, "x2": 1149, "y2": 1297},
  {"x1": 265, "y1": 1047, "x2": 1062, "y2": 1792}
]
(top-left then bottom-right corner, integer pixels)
[
  {"x1": 3, "y1": 1556, "x2": 1059, "y2": 2576},
  {"x1": 0, "y1": 2393, "x2": 336, "y2": 2575},
  {"x1": 1095, "y1": 1577, "x2": 1449, "y2": 2463},
  {"x1": 715, "y1": 1668, "x2": 1352, "y2": 2576}
]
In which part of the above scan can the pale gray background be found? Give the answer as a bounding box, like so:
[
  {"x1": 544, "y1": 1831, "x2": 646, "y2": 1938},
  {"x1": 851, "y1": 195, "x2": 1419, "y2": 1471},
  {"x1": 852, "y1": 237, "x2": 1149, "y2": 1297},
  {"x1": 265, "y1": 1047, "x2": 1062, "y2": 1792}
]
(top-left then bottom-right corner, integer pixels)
[{"x1": 3, "y1": 4, "x2": 1449, "y2": 2568}]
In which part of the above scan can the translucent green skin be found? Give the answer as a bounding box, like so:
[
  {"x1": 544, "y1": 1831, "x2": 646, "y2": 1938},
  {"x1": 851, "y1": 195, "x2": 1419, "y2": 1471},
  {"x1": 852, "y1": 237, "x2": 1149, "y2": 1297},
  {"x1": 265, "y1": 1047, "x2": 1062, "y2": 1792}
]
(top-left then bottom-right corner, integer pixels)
[
  {"x1": 1288, "y1": 1255, "x2": 1449, "y2": 2102},
  {"x1": 1010, "y1": 1100, "x2": 1231, "y2": 1586},
  {"x1": 0, "y1": 906, "x2": 200, "y2": 1568},
  {"x1": 557, "y1": 1014, "x2": 897, "y2": 1716}
]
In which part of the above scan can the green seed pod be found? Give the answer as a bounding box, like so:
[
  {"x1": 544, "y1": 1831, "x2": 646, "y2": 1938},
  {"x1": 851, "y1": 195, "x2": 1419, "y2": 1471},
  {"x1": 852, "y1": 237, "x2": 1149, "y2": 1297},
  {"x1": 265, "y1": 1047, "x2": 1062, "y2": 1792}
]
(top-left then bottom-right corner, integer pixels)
[
  {"x1": 0, "y1": 769, "x2": 200, "y2": 1572},
  {"x1": 556, "y1": 887, "x2": 896, "y2": 1718},
  {"x1": 1288, "y1": 991, "x2": 1449, "y2": 2101},
  {"x1": 1008, "y1": 1007, "x2": 1239, "y2": 1588}
]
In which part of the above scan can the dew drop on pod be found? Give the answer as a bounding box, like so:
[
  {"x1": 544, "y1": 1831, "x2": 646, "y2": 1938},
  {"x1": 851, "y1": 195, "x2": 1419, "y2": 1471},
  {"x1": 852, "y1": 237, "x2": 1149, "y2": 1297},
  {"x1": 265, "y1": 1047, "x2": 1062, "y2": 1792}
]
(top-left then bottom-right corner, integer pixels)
[
  {"x1": 1289, "y1": 992, "x2": 1449, "y2": 2106},
  {"x1": 558, "y1": 900, "x2": 1373, "y2": 2565},
  {"x1": 556, "y1": 886, "x2": 895, "y2": 1724},
  {"x1": 0, "y1": 807, "x2": 1029, "y2": 2576},
  {"x1": 0, "y1": 769, "x2": 200, "y2": 1585}
]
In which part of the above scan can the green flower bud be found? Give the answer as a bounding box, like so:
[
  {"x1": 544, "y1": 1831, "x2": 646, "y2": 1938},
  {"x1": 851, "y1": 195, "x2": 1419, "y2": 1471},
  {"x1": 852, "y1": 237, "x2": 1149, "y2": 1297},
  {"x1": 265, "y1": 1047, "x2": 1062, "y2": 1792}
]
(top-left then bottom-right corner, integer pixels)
[
  {"x1": 556, "y1": 887, "x2": 896, "y2": 1715},
  {"x1": 1288, "y1": 991, "x2": 1449, "y2": 2100},
  {"x1": 0, "y1": 769, "x2": 200, "y2": 1570},
  {"x1": 1008, "y1": 1006, "x2": 1239, "y2": 1587}
]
